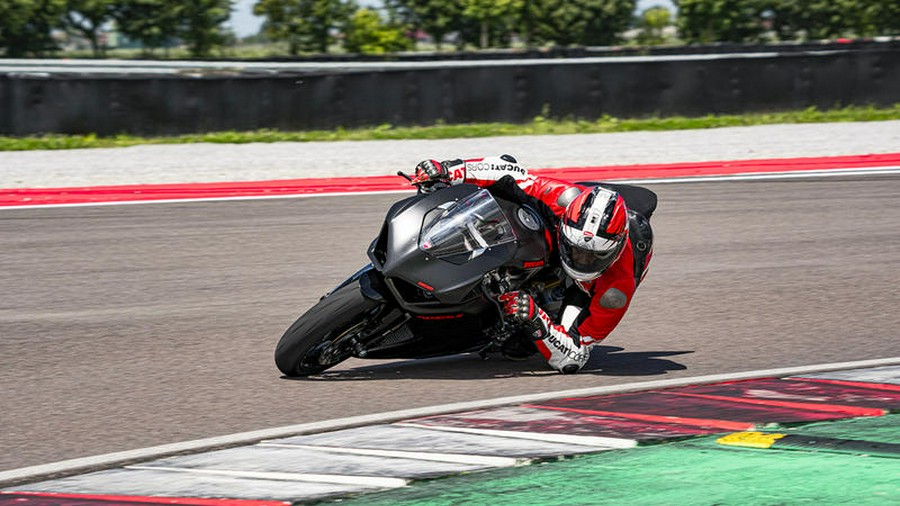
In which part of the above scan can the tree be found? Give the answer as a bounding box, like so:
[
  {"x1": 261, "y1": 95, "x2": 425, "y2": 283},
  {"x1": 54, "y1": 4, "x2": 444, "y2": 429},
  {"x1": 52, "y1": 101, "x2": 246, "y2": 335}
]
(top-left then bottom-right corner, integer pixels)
[
  {"x1": 64, "y1": 0, "x2": 115, "y2": 56},
  {"x1": 387, "y1": 0, "x2": 464, "y2": 49},
  {"x1": 344, "y1": 7, "x2": 412, "y2": 54},
  {"x1": 179, "y1": 0, "x2": 232, "y2": 57},
  {"x1": 766, "y1": 0, "x2": 899, "y2": 40},
  {"x1": 866, "y1": 0, "x2": 900, "y2": 36},
  {"x1": 527, "y1": 0, "x2": 637, "y2": 46},
  {"x1": 637, "y1": 5, "x2": 671, "y2": 45},
  {"x1": 765, "y1": 0, "x2": 854, "y2": 40},
  {"x1": 461, "y1": 0, "x2": 522, "y2": 48},
  {"x1": 254, "y1": 0, "x2": 355, "y2": 54},
  {"x1": 582, "y1": 0, "x2": 637, "y2": 45},
  {"x1": 0, "y1": 0, "x2": 67, "y2": 57},
  {"x1": 113, "y1": 0, "x2": 182, "y2": 54},
  {"x1": 675, "y1": 0, "x2": 766, "y2": 43}
]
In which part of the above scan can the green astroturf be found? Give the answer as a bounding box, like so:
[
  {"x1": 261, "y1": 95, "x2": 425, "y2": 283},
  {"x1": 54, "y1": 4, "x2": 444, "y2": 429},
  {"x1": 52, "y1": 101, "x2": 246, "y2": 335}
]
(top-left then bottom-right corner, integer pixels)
[{"x1": 325, "y1": 414, "x2": 900, "y2": 505}]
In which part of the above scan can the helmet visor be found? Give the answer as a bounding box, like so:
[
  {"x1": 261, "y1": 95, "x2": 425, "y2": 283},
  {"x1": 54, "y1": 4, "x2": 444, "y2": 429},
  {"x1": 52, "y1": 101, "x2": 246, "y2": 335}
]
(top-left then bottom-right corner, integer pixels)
[{"x1": 559, "y1": 232, "x2": 623, "y2": 279}]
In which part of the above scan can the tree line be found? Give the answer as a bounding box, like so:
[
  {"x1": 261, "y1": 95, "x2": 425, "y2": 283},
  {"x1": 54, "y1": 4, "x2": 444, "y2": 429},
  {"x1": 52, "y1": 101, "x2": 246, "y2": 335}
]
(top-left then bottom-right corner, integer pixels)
[
  {"x1": 1, "y1": 0, "x2": 898, "y2": 58},
  {"x1": 677, "y1": 0, "x2": 900, "y2": 43},
  {"x1": 0, "y1": 0, "x2": 232, "y2": 57}
]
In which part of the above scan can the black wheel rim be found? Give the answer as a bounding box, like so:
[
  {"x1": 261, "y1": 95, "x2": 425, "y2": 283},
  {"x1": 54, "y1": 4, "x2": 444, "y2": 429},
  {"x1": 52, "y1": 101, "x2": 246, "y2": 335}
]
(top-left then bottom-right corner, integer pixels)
[{"x1": 298, "y1": 319, "x2": 368, "y2": 372}]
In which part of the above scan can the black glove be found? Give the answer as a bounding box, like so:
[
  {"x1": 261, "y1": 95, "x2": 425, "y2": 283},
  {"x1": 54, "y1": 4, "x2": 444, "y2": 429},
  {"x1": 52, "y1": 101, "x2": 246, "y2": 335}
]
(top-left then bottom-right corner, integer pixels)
[{"x1": 413, "y1": 159, "x2": 451, "y2": 187}]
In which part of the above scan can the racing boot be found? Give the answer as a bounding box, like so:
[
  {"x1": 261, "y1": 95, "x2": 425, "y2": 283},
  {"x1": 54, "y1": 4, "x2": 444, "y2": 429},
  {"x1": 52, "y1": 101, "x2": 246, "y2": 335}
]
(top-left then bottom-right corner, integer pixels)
[
  {"x1": 529, "y1": 317, "x2": 590, "y2": 374},
  {"x1": 500, "y1": 333, "x2": 538, "y2": 361}
]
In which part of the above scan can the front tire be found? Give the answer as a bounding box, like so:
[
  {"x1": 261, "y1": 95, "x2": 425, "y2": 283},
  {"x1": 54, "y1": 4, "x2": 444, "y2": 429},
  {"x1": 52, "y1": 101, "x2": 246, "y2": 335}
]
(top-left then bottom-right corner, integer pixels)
[{"x1": 275, "y1": 283, "x2": 381, "y2": 377}]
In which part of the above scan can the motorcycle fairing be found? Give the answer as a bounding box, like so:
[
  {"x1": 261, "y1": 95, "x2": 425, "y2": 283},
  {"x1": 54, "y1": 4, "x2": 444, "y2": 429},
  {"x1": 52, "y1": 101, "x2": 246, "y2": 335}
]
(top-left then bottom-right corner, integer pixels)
[
  {"x1": 418, "y1": 188, "x2": 517, "y2": 263},
  {"x1": 371, "y1": 184, "x2": 520, "y2": 306}
]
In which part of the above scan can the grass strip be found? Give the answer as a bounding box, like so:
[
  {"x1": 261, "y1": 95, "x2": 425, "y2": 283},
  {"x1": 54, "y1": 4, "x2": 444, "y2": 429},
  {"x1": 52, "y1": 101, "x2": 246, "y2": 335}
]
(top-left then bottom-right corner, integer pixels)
[{"x1": 2, "y1": 104, "x2": 899, "y2": 152}]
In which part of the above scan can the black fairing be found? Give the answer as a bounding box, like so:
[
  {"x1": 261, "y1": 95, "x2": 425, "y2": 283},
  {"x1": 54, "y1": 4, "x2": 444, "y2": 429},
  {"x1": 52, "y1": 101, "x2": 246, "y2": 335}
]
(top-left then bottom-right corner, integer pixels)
[{"x1": 367, "y1": 184, "x2": 550, "y2": 313}]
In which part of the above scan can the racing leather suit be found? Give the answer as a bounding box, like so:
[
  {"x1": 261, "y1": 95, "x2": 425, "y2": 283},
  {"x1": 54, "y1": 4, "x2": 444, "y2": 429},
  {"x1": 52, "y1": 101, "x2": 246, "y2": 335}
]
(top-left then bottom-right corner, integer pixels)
[{"x1": 443, "y1": 155, "x2": 652, "y2": 373}]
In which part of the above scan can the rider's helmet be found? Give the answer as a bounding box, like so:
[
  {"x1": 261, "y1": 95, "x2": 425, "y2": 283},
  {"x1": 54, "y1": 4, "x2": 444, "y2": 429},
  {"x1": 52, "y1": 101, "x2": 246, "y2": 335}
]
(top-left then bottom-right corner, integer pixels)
[{"x1": 559, "y1": 186, "x2": 629, "y2": 282}]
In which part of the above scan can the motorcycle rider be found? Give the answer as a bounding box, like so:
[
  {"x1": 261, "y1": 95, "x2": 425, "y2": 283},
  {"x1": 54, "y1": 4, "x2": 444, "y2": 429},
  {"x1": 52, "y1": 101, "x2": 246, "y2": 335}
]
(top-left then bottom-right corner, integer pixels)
[{"x1": 412, "y1": 155, "x2": 653, "y2": 374}]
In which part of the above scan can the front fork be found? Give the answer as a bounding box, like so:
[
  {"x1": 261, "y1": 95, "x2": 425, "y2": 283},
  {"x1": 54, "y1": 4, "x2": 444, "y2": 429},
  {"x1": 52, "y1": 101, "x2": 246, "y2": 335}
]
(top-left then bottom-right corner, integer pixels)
[
  {"x1": 326, "y1": 265, "x2": 410, "y2": 358},
  {"x1": 351, "y1": 310, "x2": 411, "y2": 358}
]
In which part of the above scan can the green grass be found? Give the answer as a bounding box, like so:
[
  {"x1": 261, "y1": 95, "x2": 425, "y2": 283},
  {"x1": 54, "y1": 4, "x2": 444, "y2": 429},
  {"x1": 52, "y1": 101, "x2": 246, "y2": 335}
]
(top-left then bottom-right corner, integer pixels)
[{"x1": 2, "y1": 104, "x2": 899, "y2": 152}]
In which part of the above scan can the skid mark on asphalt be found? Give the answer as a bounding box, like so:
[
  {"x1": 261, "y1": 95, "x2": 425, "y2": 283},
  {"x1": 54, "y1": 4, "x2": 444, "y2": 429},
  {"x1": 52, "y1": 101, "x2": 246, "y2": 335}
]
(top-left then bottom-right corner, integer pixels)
[{"x1": 4, "y1": 365, "x2": 900, "y2": 504}]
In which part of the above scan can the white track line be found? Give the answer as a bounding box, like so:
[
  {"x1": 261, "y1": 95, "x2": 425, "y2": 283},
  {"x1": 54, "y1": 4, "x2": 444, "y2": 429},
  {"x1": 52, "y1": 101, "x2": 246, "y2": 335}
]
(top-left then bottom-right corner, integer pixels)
[
  {"x1": 616, "y1": 166, "x2": 900, "y2": 184},
  {"x1": 124, "y1": 465, "x2": 407, "y2": 488},
  {"x1": 3, "y1": 166, "x2": 898, "y2": 211},
  {"x1": 2, "y1": 356, "x2": 899, "y2": 486},
  {"x1": 257, "y1": 443, "x2": 522, "y2": 467},
  {"x1": 394, "y1": 423, "x2": 637, "y2": 449}
]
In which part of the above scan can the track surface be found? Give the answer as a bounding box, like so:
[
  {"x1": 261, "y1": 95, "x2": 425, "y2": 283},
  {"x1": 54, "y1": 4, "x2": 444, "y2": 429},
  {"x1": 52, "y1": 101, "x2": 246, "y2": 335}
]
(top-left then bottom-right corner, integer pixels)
[{"x1": 2, "y1": 175, "x2": 899, "y2": 472}]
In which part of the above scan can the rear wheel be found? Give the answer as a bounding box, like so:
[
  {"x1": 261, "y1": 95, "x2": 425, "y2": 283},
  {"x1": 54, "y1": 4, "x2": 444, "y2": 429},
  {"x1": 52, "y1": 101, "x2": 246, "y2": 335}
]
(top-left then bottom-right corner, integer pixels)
[{"x1": 275, "y1": 283, "x2": 381, "y2": 377}]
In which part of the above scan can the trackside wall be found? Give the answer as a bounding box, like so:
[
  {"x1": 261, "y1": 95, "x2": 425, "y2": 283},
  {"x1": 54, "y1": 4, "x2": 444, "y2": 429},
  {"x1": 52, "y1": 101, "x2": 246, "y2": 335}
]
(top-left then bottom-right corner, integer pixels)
[{"x1": 1, "y1": 49, "x2": 898, "y2": 136}]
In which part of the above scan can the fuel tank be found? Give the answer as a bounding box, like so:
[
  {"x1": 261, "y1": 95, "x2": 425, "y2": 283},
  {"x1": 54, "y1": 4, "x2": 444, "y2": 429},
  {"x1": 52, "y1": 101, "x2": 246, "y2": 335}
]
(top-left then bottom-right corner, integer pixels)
[{"x1": 367, "y1": 184, "x2": 551, "y2": 308}]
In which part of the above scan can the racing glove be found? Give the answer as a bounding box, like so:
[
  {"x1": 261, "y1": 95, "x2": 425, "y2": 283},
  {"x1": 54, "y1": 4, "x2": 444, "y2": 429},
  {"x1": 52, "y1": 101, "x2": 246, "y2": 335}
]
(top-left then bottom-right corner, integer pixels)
[
  {"x1": 498, "y1": 291, "x2": 590, "y2": 374},
  {"x1": 498, "y1": 291, "x2": 537, "y2": 322},
  {"x1": 413, "y1": 159, "x2": 451, "y2": 188}
]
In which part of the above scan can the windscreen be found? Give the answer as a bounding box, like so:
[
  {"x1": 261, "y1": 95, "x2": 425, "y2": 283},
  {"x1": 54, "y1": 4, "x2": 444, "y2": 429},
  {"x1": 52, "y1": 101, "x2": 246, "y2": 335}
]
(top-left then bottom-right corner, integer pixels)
[{"x1": 418, "y1": 189, "x2": 516, "y2": 260}]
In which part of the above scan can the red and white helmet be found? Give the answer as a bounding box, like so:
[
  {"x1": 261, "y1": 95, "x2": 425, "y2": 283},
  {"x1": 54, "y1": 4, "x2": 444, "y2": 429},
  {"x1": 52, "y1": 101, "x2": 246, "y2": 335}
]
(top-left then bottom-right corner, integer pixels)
[{"x1": 559, "y1": 186, "x2": 629, "y2": 282}]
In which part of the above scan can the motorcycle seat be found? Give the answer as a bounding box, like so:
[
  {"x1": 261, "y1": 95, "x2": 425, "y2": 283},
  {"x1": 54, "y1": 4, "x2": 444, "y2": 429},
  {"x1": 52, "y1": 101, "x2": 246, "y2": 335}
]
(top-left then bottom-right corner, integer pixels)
[{"x1": 576, "y1": 182, "x2": 657, "y2": 219}]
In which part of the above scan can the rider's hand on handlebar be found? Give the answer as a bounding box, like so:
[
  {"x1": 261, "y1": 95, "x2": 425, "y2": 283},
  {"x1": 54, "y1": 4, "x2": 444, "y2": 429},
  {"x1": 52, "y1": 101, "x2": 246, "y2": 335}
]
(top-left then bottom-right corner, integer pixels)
[
  {"x1": 412, "y1": 159, "x2": 451, "y2": 189},
  {"x1": 498, "y1": 291, "x2": 537, "y2": 322}
]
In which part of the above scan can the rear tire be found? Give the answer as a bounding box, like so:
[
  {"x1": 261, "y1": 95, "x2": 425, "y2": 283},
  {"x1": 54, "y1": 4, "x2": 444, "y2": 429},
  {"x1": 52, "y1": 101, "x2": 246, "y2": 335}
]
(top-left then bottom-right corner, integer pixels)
[{"x1": 275, "y1": 283, "x2": 381, "y2": 377}]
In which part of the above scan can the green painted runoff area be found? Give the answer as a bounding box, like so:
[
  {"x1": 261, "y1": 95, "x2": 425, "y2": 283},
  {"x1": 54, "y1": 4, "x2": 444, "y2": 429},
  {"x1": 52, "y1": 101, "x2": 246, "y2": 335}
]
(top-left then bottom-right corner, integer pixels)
[{"x1": 327, "y1": 414, "x2": 900, "y2": 505}]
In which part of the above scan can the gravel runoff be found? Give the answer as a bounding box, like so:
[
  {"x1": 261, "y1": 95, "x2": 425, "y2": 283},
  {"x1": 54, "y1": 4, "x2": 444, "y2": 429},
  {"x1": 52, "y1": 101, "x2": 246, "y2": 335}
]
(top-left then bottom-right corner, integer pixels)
[{"x1": 1, "y1": 121, "x2": 898, "y2": 189}]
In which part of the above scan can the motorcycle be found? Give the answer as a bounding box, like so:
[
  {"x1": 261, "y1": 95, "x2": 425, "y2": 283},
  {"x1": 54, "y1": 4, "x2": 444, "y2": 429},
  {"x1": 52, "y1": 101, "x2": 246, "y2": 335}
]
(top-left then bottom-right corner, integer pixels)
[{"x1": 274, "y1": 175, "x2": 656, "y2": 377}]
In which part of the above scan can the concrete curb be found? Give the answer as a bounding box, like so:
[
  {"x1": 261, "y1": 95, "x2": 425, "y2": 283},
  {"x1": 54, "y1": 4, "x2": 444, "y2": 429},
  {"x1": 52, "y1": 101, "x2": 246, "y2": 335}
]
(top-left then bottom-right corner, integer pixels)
[{"x1": 3, "y1": 356, "x2": 899, "y2": 488}]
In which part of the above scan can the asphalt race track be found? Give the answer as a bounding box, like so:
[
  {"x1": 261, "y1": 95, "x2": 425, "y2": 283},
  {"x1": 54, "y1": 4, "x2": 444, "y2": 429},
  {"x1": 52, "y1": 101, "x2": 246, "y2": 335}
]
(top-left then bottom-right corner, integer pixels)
[{"x1": 2, "y1": 175, "x2": 899, "y2": 473}]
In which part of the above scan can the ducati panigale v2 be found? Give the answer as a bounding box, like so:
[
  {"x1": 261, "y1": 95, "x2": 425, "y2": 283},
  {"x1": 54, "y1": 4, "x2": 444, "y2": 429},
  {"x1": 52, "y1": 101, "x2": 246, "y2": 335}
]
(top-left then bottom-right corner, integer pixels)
[{"x1": 274, "y1": 177, "x2": 656, "y2": 377}]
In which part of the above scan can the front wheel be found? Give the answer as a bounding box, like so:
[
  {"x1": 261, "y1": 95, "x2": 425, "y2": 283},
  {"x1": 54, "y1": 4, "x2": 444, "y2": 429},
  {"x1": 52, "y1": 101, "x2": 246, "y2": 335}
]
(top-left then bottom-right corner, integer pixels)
[{"x1": 275, "y1": 283, "x2": 381, "y2": 377}]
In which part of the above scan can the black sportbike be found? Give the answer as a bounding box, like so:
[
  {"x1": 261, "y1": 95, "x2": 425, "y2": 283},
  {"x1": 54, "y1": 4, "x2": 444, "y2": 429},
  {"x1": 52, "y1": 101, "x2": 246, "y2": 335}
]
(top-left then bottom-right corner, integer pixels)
[{"x1": 274, "y1": 178, "x2": 656, "y2": 377}]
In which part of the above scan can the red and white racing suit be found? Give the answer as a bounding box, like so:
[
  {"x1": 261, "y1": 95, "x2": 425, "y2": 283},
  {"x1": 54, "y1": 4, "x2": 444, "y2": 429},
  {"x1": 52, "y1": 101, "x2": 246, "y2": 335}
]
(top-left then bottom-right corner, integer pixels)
[{"x1": 444, "y1": 155, "x2": 650, "y2": 372}]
